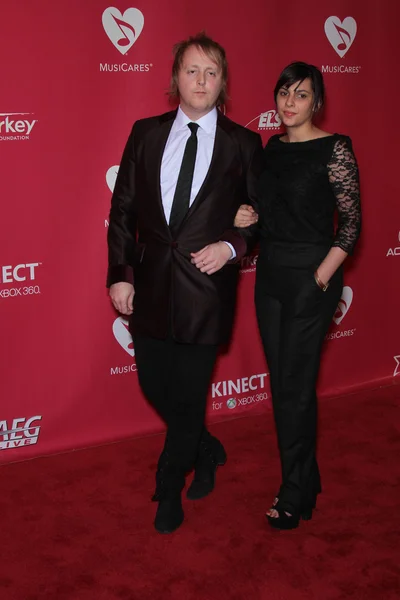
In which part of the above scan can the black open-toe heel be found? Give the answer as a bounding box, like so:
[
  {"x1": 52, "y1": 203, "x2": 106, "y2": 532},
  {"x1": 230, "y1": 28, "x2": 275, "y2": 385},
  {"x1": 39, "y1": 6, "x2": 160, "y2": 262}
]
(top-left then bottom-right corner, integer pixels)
[
  {"x1": 266, "y1": 507, "x2": 300, "y2": 530},
  {"x1": 301, "y1": 506, "x2": 314, "y2": 521},
  {"x1": 266, "y1": 499, "x2": 315, "y2": 529}
]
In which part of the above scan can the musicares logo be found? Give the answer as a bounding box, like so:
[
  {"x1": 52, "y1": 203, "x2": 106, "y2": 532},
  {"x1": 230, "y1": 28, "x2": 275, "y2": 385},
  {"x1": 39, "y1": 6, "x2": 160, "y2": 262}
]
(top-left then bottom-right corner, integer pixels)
[
  {"x1": 332, "y1": 286, "x2": 353, "y2": 325},
  {"x1": 324, "y1": 17, "x2": 357, "y2": 58},
  {"x1": 113, "y1": 316, "x2": 135, "y2": 356},
  {"x1": 102, "y1": 7, "x2": 144, "y2": 54},
  {"x1": 106, "y1": 165, "x2": 119, "y2": 193}
]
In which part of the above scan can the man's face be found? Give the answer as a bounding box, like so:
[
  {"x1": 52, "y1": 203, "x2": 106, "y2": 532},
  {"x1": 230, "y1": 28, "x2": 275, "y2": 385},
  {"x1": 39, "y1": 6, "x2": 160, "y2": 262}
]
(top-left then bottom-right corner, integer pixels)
[{"x1": 176, "y1": 45, "x2": 223, "y2": 120}]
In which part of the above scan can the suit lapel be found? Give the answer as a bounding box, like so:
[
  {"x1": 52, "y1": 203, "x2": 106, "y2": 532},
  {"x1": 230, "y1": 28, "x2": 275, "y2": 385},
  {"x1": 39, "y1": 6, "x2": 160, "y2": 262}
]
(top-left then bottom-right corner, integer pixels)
[
  {"x1": 144, "y1": 110, "x2": 176, "y2": 231},
  {"x1": 181, "y1": 112, "x2": 237, "y2": 225}
]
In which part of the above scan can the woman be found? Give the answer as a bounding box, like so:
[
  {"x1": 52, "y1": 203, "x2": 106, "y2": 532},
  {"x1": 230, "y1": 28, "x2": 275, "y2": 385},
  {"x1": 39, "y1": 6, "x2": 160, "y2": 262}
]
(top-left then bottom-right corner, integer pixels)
[{"x1": 235, "y1": 62, "x2": 361, "y2": 530}]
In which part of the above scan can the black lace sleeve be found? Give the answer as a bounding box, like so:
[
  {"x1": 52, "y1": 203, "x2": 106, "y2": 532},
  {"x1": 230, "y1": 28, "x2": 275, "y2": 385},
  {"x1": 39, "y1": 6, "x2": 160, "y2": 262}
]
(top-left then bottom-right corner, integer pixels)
[{"x1": 327, "y1": 137, "x2": 361, "y2": 254}]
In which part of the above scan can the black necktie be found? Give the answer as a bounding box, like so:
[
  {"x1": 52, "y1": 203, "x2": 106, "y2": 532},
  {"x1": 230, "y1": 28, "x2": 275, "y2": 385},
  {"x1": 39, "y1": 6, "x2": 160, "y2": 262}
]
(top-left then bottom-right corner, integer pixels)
[{"x1": 169, "y1": 122, "x2": 199, "y2": 236}]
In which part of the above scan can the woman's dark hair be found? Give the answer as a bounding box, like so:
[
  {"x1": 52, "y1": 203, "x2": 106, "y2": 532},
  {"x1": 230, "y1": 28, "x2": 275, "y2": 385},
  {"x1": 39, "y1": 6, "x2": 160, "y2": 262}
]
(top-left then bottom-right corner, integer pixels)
[{"x1": 274, "y1": 62, "x2": 325, "y2": 113}]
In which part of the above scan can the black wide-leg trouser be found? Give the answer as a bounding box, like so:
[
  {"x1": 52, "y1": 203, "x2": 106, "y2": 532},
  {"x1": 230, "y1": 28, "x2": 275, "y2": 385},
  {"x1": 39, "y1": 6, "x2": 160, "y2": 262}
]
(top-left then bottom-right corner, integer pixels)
[
  {"x1": 133, "y1": 333, "x2": 218, "y2": 492},
  {"x1": 255, "y1": 242, "x2": 343, "y2": 515}
]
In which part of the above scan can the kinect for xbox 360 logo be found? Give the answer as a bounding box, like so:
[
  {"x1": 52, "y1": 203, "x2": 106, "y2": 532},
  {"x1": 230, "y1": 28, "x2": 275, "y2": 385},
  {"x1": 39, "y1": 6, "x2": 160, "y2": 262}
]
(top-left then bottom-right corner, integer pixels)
[{"x1": 226, "y1": 398, "x2": 237, "y2": 409}]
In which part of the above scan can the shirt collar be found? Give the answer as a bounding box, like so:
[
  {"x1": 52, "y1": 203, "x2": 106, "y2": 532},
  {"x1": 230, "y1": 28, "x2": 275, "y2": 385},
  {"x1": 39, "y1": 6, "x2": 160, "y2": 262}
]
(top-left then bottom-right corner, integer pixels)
[{"x1": 174, "y1": 106, "x2": 218, "y2": 134}]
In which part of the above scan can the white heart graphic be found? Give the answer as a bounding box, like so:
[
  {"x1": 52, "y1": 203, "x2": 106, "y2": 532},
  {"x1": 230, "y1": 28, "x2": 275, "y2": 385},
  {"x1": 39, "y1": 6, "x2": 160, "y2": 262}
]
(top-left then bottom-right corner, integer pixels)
[
  {"x1": 112, "y1": 317, "x2": 135, "y2": 356},
  {"x1": 106, "y1": 165, "x2": 119, "y2": 193},
  {"x1": 324, "y1": 16, "x2": 357, "y2": 58},
  {"x1": 332, "y1": 286, "x2": 353, "y2": 325},
  {"x1": 102, "y1": 7, "x2": 144, "y2": 55}
]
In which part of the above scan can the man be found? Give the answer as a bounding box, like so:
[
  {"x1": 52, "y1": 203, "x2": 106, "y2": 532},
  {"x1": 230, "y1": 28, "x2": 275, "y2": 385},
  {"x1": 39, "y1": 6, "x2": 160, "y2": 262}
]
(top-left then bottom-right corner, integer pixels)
[{"x1": 107, "y1": 33, "x2": 262, "y2": 534}]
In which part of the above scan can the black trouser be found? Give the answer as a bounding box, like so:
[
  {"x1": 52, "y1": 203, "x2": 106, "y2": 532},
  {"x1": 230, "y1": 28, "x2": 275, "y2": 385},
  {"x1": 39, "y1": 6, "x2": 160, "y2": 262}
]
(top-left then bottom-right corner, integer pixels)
[
  {"x1": 133, "y1": 333, "x2": 218, "y2": 491},
  {"x1": 255, "y1": 243, "x2": 343, "y2": 514}
]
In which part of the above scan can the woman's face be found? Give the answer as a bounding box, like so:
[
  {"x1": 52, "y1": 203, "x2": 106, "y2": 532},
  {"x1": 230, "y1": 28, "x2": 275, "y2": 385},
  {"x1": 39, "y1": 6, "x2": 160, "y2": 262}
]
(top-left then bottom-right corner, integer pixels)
[{"x1": 276, "y1": 78, "x2": 315, "y2": 129}]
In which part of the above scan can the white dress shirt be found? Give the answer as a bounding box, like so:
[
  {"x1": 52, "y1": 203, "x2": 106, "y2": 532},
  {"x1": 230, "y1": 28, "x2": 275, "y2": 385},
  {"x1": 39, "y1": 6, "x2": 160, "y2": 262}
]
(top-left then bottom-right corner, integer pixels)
[{"x1": 160, "y1": 106, "x2": 235, "y2": 258}]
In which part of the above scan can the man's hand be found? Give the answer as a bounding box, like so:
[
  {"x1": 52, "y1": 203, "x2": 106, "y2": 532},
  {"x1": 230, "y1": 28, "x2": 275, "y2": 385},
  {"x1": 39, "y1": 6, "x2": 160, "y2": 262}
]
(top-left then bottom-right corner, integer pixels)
[
  {"x1": 234, "y1": 204, "x2": 258, "y2": 228},
  {"x1": 109, "y1": 282, "x2": 135, "y2": 315},
  {"x1": 191, "y1": 242, "x2": 233, "y2": 275}
]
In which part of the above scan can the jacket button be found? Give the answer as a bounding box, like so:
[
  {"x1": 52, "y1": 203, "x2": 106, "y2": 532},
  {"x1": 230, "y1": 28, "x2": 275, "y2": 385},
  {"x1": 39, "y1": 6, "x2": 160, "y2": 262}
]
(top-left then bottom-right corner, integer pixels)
[{"x1": 171, "y1": 241, "x2": 178, "y2": 248}]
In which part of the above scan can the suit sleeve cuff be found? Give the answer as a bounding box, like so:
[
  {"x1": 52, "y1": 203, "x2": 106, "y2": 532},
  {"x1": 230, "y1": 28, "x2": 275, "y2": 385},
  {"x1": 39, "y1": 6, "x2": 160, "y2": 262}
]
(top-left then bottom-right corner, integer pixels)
[
  {"x1": 221, "y1": 241, "x2": 236, "y2": 260},
  {"x1": 106, "y1": 265, "x2": 134, "y2": 288},
  {"x1": 220, "y1": 230, "x2": 246, "y2": 263}
]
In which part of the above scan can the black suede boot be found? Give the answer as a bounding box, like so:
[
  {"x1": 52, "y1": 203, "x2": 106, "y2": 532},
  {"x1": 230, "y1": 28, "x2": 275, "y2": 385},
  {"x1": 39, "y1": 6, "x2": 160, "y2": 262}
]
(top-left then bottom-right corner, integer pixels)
[
  {"x1": 154, "y1": 468, "x2": 185, "y2": 534},
  {"x1": 154, "y1": 491, "x2": 184, "y2": 534},
  {"x1": 151, "y1": 450, "x2": 167, "y2": 502},
  {"x1": 186, "y1": 433, "x2": 227, "y2": 500}
]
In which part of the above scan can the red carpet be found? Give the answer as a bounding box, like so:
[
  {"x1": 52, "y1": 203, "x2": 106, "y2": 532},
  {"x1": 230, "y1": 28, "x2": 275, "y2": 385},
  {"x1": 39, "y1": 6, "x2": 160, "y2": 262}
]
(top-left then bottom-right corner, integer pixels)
[{"x1": 1, "y1": 384, "x2": 400, "y2": 600}]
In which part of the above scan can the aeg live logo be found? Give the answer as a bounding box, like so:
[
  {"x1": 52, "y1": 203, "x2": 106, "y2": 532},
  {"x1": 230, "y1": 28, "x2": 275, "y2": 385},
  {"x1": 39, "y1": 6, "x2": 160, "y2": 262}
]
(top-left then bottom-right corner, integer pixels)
[
  {"x1": 0, "y1": 416, "x2": 42, "y2": 450},
  {"x1": 394, "y1": 356, "x2": 400, "y2": 377},
  {"x1": 0, "y1": 112, "x2": 38, "y2": 141},
  {"x1": 386, "y1": 231, "x2": 400, "y2": 257}
]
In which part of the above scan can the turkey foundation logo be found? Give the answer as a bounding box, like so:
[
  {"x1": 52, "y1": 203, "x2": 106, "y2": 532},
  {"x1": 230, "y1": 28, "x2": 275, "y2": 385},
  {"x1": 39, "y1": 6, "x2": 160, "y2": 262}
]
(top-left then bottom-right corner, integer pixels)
[
  {"x1": 332, "y1": 286, "x2": 353, "y2": 325},
  {"x1": 0, "y1": 112, "x2": 38, "y2": 141},
  {"x1": 240, "y1": 249, "x2": 259, "y2": 274},
  {"x1": 113, "y1": 317, "x2": 134, "y2": 356},
  {"x1": 324, "y1": 17, "x2": 357, "y2": 58},
  {"x1": 102, "y1": 7, "x2": 144, "y2": 54},
  {"x1": 394, "y1": 356, "x2": 400, "y2": 377}
]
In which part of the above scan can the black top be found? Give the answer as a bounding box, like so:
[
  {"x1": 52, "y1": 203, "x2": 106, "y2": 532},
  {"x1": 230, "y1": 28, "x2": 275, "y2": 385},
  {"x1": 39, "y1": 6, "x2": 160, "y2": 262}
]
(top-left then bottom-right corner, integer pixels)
[{"x1": 257, "y1": 134, "x2": 361, "y2": 254}]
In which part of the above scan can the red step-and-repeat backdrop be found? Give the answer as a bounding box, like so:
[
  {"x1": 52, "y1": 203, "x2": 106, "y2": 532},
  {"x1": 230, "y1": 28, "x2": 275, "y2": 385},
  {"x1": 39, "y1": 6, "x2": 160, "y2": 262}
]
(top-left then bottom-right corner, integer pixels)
[{"x1": 1, "y1": 1, "x2": 399, "y2": 463}]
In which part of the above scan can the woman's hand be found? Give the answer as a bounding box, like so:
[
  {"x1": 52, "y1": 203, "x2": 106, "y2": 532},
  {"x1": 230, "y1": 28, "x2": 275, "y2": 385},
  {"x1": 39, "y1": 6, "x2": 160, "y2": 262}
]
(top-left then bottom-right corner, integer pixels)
[{"x1": 234, "y1": 204, "x2": 259, "y2": 228}]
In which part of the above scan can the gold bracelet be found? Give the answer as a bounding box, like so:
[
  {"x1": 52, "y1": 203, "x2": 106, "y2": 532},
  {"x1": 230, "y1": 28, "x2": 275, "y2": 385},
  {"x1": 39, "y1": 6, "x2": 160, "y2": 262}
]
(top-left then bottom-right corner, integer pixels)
[{"x1": 314, "y1": 272, "x2": 329, "y2": 292}]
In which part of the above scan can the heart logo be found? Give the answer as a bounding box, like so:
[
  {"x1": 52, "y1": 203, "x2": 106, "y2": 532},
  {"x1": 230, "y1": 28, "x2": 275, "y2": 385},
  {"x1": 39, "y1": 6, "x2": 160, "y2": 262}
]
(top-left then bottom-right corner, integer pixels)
[
  {"x1": 324, "y1": 16, "x2": 357, "y2": 58},
  {"x1": 112, "y1": 317, "x2": 135, "y2": 356},
  {"x1": 332, "y1": 286, "x2": 353, "y2": 325},
  {"x1": 106, "y1": 165, "x2": 119, "y2": 193},
  {"x1": 102, "y1": 7, "x2": 144, "y2": 55}
]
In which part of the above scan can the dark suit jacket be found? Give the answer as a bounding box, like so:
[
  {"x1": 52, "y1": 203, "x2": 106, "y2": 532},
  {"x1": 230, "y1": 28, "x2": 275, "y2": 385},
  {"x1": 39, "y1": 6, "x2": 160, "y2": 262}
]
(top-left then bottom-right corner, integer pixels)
[{"x1": 107, "y1": 109, "x2": 262, "y2": 344}]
